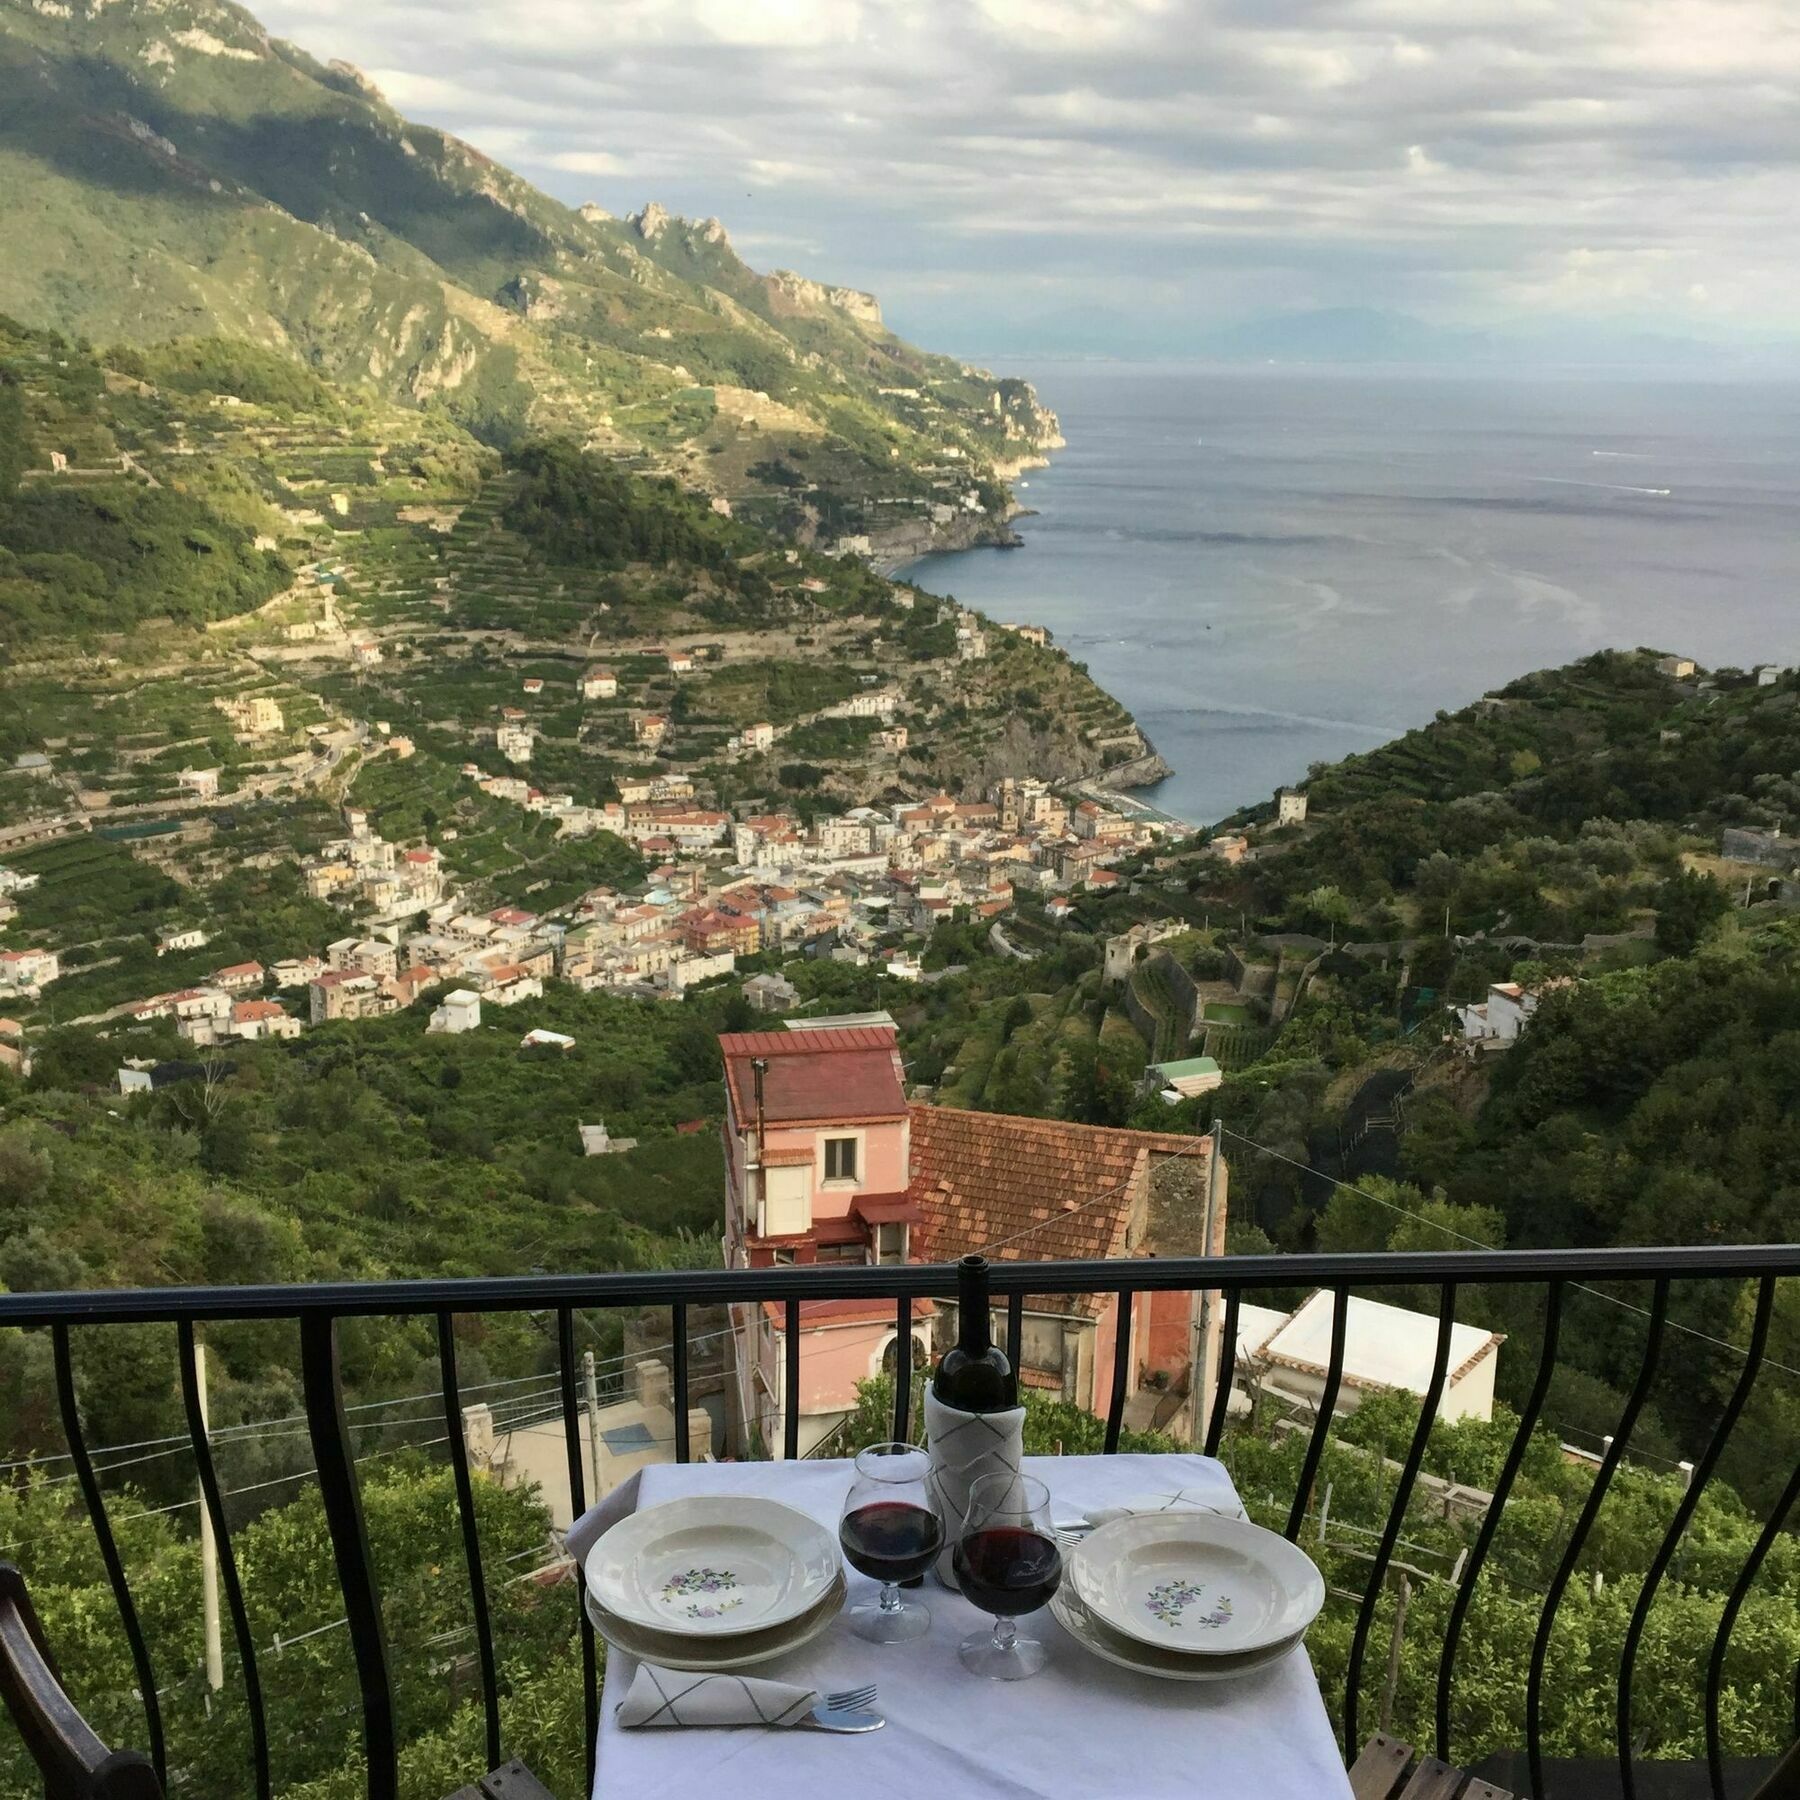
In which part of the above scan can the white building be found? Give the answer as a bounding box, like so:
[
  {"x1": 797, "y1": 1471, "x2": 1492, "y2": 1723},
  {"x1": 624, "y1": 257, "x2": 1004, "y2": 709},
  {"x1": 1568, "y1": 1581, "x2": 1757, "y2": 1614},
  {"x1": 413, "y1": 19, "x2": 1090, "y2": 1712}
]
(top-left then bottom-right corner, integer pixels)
[
  {"x1": 1241, "y1": 1291, "x2": 1504, "y2": 1424},
  {"x1": 497, "y1": 723, "x2": 534, "y2": 764},
  {"x1": 428, "y1": 989, "x2": 482, "y2": 1034},
  {"x1": 741, "y1": 722, "x2": 775, "y2": 752},
  {"x1": 583, "y1": 668, "x2": 618, "y2": 701},
  {"x1": 178, "y1": 768, "x2": 221, "y2": 801},
  {"x1": 1455, "y1": 981, "x2": 1542, "y2": 1048},
  {"x1": 1276, "y1": 788, "x2": 1308, "y2": 826},
  {"x1": 0, "y1": 948, "x2": 60, "y2": 994}
]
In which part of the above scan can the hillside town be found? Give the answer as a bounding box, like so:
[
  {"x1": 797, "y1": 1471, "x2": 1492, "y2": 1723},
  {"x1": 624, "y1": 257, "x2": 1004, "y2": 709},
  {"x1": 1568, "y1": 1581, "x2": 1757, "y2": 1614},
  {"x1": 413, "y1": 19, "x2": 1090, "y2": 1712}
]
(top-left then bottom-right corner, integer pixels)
[{"x1": 27, "y1": 774, "x2": 1180, "y2": 1056}]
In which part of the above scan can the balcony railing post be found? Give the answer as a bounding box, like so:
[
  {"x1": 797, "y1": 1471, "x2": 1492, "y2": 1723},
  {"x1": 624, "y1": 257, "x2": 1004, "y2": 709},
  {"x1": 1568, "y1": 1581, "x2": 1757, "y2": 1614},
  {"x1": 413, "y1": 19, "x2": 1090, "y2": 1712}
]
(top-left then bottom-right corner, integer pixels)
[
  {"x1": 436, "y1": 1310, "x2": 502, "y2": 1775},
  {"x1": 556, "y1": 1309, "x2": 599, "y2": 1778},
  {"x1": 51, "y1": 1323, "x2": 166, "y2": 1787},
  {"x1": 1285, "y1": 1286, "x2": 1348, "y2": 1541},
  {"x1": 1620, "y1": 1275, "x2": 1773, "y2": 1800},
  {"x1": 177, "y1": 1320, "x2": 270, "y2": 1800},
  {"x1": 1527, "y1": 1277, "x2": 1670, "y2": 1800},
  {"x1": 1104, "y1": 1291, "x2": 1134, "y2": 1454},
  {"x1": 783, "y1": 1298, "x2": 801, "y2": 1460},
  {"x1": 892, "y1": 1296, "x2": 913, "y2": 1445},
  {"x1": 1204, "y1": 1287, "x2": 1240, "y2": 1458},
  {"x1": 1437, "y1": 1278, "x2": 1564, "y2": 1763},
  {"x1": 1706, "y1": 1449, "x2": 1800, "y2": 1796},
  {"x1": 299, "y1": 1312, "x2": 397, "y2": 1800},
  {"x1": 1344, "y1": 1283, "x2": 1456, "y2": 1756}
]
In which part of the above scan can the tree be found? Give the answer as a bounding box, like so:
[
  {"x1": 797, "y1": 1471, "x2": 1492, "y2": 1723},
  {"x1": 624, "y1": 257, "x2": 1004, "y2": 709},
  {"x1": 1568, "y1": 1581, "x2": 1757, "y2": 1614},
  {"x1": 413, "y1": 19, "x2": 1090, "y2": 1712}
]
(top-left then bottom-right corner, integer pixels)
[{"x1": 1654, "y1": 866, "x2": 1730, "y2": 956}]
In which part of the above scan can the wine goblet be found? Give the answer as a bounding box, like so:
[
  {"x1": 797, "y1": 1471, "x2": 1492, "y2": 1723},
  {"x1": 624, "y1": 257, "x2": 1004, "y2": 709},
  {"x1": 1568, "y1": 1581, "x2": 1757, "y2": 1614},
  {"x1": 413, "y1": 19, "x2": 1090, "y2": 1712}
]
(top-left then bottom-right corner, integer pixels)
[
  {"x1": 838, "y1": 1442, "x2": 940, "y2": 1643},
  {"x1": 952, "y1": 1470, "x2": 1062, "y2": 1679}
]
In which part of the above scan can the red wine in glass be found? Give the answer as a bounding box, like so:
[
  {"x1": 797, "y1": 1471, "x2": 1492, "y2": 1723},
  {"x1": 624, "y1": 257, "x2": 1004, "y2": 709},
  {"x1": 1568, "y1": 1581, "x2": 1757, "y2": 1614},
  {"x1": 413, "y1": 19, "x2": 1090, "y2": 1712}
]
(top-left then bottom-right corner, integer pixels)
[
  {"x1": 840, "y1": 1500, "x2": 945, "y2": 1586},
  {"x1": 952, "y1": 1526, "x2": 1063, "y2": 1617},
  {"x1": 840, "y1": 1443, "x2": 937, "y2": 1643}
]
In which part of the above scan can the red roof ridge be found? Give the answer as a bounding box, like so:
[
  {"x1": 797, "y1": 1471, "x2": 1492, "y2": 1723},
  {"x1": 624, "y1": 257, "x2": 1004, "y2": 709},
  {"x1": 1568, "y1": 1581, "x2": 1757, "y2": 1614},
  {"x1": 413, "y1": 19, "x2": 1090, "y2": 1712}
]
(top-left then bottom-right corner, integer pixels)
[{"x1": 721, "y1": 1026, "x2": 897, "y2": 1058}]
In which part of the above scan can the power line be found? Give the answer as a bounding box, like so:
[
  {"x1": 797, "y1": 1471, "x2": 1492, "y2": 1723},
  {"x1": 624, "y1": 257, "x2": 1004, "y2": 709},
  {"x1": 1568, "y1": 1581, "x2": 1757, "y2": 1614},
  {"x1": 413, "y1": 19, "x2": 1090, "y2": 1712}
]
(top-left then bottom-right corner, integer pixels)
[{"x1": 1220, "y1": 1125, "x2": 1800, "y2": 1378}]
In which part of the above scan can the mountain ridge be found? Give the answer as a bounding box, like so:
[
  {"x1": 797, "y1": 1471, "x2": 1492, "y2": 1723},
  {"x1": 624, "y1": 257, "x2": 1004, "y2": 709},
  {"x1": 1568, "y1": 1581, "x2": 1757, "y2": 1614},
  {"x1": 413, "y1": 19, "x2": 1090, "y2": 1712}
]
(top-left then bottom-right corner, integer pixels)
[{"x1": 0, "y1": 0, "x2": 1061, "y2": 547}]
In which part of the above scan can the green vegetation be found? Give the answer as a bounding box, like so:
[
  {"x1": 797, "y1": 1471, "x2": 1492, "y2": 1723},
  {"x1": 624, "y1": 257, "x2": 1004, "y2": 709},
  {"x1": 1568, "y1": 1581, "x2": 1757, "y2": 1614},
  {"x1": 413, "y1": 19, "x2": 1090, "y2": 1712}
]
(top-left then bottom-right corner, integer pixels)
[
  {"x1": 0, "y1": 1462, "x2": 586, "y2": 1799},
  {"x1": 0, "y1": 320, "x2": 290, "y2": 639},
  {"x1": 503, "y1": 440, "x2": 747, "y2": 576}
]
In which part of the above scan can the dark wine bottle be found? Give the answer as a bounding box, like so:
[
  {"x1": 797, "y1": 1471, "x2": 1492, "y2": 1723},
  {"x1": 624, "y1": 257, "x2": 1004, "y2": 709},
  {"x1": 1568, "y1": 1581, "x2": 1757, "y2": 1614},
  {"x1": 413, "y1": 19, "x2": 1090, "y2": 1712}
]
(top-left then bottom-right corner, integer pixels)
[{"x1": 932, "y1": 1254, "x2": 1017, "y2": 1411}]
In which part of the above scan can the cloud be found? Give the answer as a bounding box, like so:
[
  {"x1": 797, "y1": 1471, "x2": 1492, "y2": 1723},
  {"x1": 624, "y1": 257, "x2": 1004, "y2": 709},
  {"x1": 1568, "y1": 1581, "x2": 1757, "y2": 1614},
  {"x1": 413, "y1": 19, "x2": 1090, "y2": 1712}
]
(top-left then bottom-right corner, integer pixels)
[{"x1": 255, "y1": 0, "x2": 1800, "y2": 349}]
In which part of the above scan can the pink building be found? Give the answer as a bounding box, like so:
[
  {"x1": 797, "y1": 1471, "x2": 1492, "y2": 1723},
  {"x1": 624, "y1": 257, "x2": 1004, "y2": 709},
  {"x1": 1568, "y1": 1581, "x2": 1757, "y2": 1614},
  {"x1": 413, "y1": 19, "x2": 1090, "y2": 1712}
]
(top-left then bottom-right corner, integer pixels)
[{"x1": 719, "y1": 1025, "x2": 1228, "y2": 1458}]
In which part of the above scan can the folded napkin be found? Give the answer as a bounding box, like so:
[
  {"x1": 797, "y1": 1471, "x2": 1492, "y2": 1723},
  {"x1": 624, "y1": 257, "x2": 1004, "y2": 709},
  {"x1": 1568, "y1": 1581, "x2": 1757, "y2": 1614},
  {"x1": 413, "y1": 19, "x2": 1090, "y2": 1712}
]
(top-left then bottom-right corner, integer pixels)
[
  {"x1": 615, "y1": 1663, "x2": 820, "y2": 1730},
  {"x1": 1081, "y1": 1486, "x2": 1246, "y2": 1529}
]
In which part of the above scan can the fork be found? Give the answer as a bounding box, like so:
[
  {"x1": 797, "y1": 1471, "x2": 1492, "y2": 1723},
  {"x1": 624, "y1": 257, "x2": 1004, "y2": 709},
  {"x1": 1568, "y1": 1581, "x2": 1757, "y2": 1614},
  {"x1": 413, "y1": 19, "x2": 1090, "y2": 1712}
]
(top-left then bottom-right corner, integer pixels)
[{"x1": 800, "y1": 1684, "x2": 883, "y2": 1733}]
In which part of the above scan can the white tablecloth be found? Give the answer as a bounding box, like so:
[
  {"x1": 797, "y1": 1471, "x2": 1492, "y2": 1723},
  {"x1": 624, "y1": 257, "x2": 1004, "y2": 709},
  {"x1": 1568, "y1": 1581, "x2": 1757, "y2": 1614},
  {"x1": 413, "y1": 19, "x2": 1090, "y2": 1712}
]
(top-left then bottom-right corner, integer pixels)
[{"x1": 569, "y1": 1453, "x2": 1352, "y2": 1800}]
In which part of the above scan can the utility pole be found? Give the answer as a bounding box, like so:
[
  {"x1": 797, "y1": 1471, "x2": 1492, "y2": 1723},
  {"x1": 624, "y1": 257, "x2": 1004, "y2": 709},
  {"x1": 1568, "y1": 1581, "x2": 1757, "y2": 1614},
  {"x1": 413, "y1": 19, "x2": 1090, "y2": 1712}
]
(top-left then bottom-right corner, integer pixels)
[
  {"x1": 582, "y1": 1350, "x2": 602, "y2": 1503},
  {"x1": 1188, "y1": 1118, "x2": 1224, "y2": 1449},
  {"x1": 196, "y1": 1339, "x2": 224, "y2": 1695}
]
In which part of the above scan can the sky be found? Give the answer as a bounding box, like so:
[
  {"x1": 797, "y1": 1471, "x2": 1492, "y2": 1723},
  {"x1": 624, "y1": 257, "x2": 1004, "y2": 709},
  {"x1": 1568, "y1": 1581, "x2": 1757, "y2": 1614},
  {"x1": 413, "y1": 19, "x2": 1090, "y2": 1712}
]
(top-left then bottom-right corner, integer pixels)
[{"x1": 254, "y1": 0, "x2": 1800, "y2": 357}]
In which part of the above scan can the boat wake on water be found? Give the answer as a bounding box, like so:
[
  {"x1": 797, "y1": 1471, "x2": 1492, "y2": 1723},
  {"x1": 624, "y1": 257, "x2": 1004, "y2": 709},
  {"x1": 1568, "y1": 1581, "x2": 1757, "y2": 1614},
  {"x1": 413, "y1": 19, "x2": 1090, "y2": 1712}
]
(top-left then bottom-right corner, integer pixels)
[{"x1": 1525, "y1": 475, "x2": 1672, "y2": 497}]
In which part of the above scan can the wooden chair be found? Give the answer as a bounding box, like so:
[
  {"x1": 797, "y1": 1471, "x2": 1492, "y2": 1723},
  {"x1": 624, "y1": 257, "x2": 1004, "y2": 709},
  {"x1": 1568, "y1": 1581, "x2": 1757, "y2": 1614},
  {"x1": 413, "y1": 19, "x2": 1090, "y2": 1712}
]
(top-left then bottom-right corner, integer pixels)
[
  {"x1": 0, "y1": 1562, "x2": 163, "y2": 1800},
  {"x1": 445, "y1": 1760, "x2": 558, "y2": 1799},
  {"x1": 1351, "y1": 1733, "x2": 1514, "y2": 1800}
]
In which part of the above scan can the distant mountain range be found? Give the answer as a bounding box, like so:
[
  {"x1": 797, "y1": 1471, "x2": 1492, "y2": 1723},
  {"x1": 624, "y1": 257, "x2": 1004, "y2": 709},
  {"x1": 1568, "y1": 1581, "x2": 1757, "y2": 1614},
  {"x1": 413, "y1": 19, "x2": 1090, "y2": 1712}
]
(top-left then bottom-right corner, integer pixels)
[
  {"x1": 0, "y1": 0, "x2": 1060, "y2": 512},
  {"x1": 955, "y1": 304, "x2": 1800, "y2": 371}
]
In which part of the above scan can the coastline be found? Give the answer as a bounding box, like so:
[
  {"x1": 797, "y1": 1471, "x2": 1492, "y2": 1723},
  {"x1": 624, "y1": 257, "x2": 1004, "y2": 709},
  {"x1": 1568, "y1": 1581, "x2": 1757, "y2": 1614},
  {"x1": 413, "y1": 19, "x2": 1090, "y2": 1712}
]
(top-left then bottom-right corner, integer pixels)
[{"x1": 881, "y1": 425, "x2": 1182, "y2": 811}]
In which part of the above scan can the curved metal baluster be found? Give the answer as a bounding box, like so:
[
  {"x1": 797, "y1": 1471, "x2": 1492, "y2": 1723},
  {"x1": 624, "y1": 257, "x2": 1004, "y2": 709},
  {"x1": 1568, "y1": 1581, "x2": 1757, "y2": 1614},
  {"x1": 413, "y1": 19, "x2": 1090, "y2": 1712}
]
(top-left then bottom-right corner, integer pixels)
[
  {"x1": 1104, "y1": 1291, "x2": 1134, "y2": 1453},
  {"x1": 300, "y1": 1312, "x2": 397, "y2": 1800},
  {"x1": 1437, "y1": 1279, "x2": 1563, "y2": 1763},
  {"x1": 892, "y1": 1296, "x2": 912, "y2": 1444},
  {"x1": 783, "y1": 1298, "x2": 801, "y2": 1460},
  {"x1": 1619, "y1": 1276, "x2": 1772, "y2": 1799},
  {"x1": 556, "y1": 1309, "x2": 598, "y2": 1778},
  {"x1": 177, "y1": 1321, "x2": 270, "y2": 1799},
  {"x1": 1285, "y1": 1286, "x2": 1348, "y2": 1541},
  {"x1": 672, "y1": 1301, "x2": 691, "y2": 1463},
  {"x1": 1344, "y1": 1283, "x2": 1456, "y2": 1756},
  {"x1": 52, "y1": 1323, "x2": 166, "y2": 1785},
  {"x1": 436, "y1": 1310, "x2": 502, "y2": 1774},
  {"x1": 1527, "y1": 1278, "x2": 1669, "y2": 1800},
  {"x1": 1706, "y1": 1448, "x2": 1800, "y2": 1795},
  {"x1": 1204, "y1": 1287, "x2": 1240, "y2": 1458}
]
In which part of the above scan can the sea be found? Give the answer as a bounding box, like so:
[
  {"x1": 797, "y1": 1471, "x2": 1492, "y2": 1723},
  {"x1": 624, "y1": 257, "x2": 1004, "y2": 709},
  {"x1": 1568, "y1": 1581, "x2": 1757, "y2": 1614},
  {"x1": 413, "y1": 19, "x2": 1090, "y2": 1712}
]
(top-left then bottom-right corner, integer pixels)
[{"x1": 904, "y1": 363, "x2": 1800, "y2": 826}]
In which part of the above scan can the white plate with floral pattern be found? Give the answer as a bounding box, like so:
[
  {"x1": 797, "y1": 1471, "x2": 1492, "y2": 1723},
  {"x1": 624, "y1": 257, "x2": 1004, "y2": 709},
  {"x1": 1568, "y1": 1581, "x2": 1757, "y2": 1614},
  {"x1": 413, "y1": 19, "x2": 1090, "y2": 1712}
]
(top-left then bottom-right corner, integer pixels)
[
  {"x1": 1069, "y1": 1511, "x2": 1324, "y2": 1656},
  {"x1": 585, "y1": 1495, "x2": 840, "y2": 1638},
  {"x1": 1051, "y1": 1583, "x2": 1306, "y2": 1684},
  {"x1": 586, "y1": 1573, "x2": 846, "y2": 1671}
]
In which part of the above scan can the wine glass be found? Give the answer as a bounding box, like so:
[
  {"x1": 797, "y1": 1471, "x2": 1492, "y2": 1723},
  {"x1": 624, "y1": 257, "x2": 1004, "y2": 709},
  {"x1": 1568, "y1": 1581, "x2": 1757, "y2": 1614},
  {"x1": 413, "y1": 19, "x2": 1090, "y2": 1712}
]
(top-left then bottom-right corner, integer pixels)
[
  {"x1": 953, "y1": 1470, "x2": 1062, "y2": 1680},
  {"x1": 838, "y1": 1442, "x2": 941, "y2": 1643}
]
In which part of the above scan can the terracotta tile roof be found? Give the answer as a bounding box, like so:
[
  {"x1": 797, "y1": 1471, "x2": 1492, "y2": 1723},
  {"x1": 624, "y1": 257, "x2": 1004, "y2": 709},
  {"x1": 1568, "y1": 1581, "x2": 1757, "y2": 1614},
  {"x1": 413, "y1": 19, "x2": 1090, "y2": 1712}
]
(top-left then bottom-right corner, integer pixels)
[
  {"x1": 720, "y1": 1028, "x2": 906, "y2": 1127},
  {"x1": 907, "y1": 1105, "x2": 1211, "y2": 1316},
  {"x1": 852, "y1": 1191, "x2": 925, "y2": 1226}
]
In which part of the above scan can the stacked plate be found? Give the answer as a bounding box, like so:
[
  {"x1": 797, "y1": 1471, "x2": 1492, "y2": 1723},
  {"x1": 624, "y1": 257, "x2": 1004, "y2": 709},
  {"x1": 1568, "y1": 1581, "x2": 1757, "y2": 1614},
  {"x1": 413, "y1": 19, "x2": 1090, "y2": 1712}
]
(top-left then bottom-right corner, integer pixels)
[
  {"x1": 1054, "y1": 1512, "x2": 1325, "y2": 1684},
  {"x1": 582, "y1": 1496, "x2": 845, "y2": 1671}
]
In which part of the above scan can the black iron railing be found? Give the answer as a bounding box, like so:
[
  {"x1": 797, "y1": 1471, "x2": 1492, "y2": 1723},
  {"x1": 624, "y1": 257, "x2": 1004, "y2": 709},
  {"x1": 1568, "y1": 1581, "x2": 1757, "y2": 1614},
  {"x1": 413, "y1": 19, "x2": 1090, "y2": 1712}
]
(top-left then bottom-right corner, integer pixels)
[{"x1": 2, "y1": 1243, "x2": 1798, "y2": 1800}]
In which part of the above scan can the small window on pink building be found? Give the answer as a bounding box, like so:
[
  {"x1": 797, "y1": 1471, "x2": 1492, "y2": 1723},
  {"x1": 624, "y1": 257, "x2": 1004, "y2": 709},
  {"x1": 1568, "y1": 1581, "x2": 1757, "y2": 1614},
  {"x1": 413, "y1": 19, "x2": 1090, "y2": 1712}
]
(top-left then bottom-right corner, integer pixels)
[{"x1": 824, "y1": 1136, "x2": 859, "y2": 1183}]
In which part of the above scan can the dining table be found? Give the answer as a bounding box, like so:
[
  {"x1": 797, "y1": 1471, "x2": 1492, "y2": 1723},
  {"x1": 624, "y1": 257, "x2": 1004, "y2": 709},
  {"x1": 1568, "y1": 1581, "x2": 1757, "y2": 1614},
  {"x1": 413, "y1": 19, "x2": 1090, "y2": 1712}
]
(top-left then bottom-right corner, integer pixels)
[{"x1": 567, "y1": 1451, "x2": 1354, "y2": 1800}]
